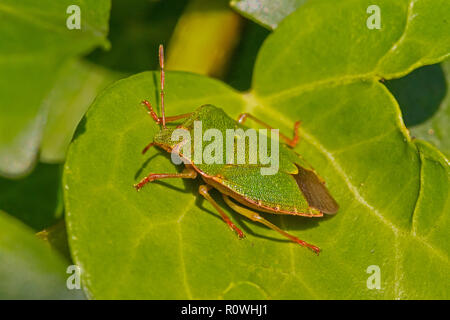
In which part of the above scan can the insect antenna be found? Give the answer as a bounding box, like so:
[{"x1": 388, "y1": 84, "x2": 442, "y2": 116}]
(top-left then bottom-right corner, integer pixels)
[{"x1": 159, "y1": 44, "x2": 166, "y2": 128}]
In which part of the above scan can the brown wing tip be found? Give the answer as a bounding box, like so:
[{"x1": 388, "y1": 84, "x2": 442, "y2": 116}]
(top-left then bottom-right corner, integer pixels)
[
  {"x1": 320, "y1": 202, "x2": 339, "y2": 215},
  {"x1": 293, "y1": 164, "x2": 339, "y2": 215}
]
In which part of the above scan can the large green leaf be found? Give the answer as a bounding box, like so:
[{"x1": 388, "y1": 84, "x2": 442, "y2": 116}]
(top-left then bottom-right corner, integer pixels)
[
  {"x1": 64, "y1": 0, "x2": 450, "y2": 299},
  {"x1": 0, "y1": 0, "x2": 111, "y2": 177},
  {"x1": 0, "y1": 211, "x2": 84, "y2": 299}
]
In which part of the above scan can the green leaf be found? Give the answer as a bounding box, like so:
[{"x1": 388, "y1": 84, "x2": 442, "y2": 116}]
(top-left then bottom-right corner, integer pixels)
[
  {"x1": 386, "y1": 60, "x2": 450, "y2": 158},
  {"x1": 0, "y1": 211, "x2": 84, "y2": 299},
  {"x1": 40, "y1": 59, "x2": 123, "y2": 163},
  {"x1": 0, "y1": 162, "x2": 63, "y2": 230},
  {"x1": 64, "y1": 0, "x2": 450, "y2": 299},
  {"x1": 230, "y1": 0, "x2": 307, "y2": 30},
  {"x1": 0, "y1": 0, "x2": 111, "y2": 178}
]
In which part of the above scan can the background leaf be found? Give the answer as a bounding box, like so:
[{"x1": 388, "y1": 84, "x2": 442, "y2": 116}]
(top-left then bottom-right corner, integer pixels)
[
  {"x1": 36, "y1": 220, "x2": 72, "y2": 261},
  {"x1": 0, "y1": 0, "x2": 111, "y2": 178},
  {"x1": 87, "y1": 0, "x2": 188, "y2": 74},
  {"x1": 0, "y1": 211, "x2": 84, "y2": 299},
  {"x1": 40, "y1": 59, "x2": 123, "y2": 163},
  {"x1": 165, "y1": 0, "x2": 243, "y2": 78},
  {"x1": 386, "y1": 60, "x2": 450, "y2": 158},
  {"x1": 230, "y1": 0, "x2": 307, "y2": 30},
  {"x1": 64, "y1": 0, "x2": 450, "y2": 299},
  {"x1": 0, "y1": 162, "x2": 63, "y2": 230}
]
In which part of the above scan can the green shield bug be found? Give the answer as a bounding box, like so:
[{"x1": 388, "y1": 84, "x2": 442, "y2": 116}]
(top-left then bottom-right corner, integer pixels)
[{"x1": 135, "y1": 45, "x2": 339, "y2": 254}]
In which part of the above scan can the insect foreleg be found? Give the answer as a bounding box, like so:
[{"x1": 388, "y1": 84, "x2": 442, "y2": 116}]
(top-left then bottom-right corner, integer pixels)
[
  {"x1": 141, "y1": 100, "x2": 161, "y2": 124},
  {"x1": 141, "y1": 100, "x2": 192, "y2": 125},
  {"x1": 198, "y1": 185, "x2": 245, "y2": 239},
  {"x1": 237, "y1": 113, "x2": 301, "y2": 148},
  {"x1": 141, "y1": 142, "x2": 156, "y2": 154},
  {"x1": 134, "y1": 166, "x2": 197, "y2": 191},
  {"x1": 222, "y1": 195, "x2": 320, "y2": 254}
]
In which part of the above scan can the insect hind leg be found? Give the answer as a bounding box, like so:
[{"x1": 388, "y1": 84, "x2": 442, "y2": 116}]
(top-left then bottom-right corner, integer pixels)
[
  {"x1": 198, "y1": 185, "x2": 244, "y2": 239},
  {"x1": 222, "y1": 195, "x2": 320, "y2": 254}
]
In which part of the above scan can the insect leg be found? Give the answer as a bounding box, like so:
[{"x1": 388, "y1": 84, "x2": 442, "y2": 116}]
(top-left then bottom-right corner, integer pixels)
[
  {"x1": 134, "y1": 166, "x2": 197, "y2": 191},
  {"x1": 198, "y1": 185, "x2": 245, "y2": 238},
  {"x1": 237, "y1": 113, "x2": 301, "y2": 148},
  {"x1": 222, "y1": 195, "x2": 320, "y2": 254},
  {"x1": 141, "y1": 100, "x2": 192, "y2": 125},
  {"x1": 141, "y1": 142, "x2": 156, "y2": 154},
  {"x1": 141, "y1": 100, "x2": 161, "y2": 124},
  {"x1": 164, "y1": 113, "x2": 193, "y2": 122}
]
